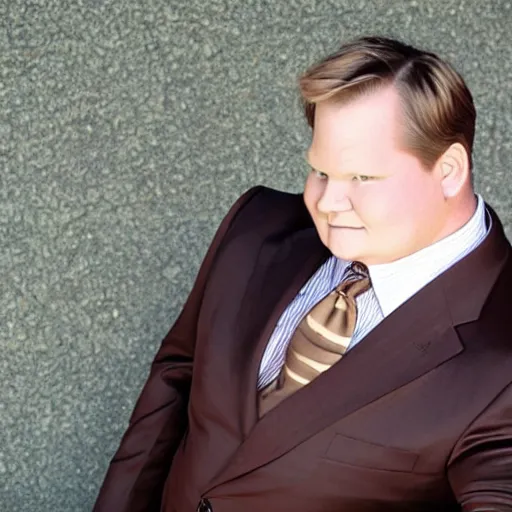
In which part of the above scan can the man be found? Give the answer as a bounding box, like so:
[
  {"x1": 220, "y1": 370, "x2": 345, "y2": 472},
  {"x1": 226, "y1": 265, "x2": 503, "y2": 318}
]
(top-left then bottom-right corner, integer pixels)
[{"x1": 94, "y1": 36, "x2": 512, "y2": 511}]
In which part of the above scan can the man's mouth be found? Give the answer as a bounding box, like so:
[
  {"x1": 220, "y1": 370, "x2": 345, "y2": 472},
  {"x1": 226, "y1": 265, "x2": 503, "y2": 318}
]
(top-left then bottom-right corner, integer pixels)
[{"x1": 329, "y1": 225, "x2": 364, "y2": 230}]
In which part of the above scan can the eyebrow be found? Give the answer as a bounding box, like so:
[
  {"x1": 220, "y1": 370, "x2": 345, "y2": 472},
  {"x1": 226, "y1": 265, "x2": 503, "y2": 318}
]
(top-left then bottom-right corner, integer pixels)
[
  {"x1": 304, "y1": 155, "x2": 352, "y2": 176},
  {"x1": 304, "y1": 154, "x2": 326, "y2": 172},
  {"x1": 304, "y1": 155, "x2": 387, "y2": 179}
]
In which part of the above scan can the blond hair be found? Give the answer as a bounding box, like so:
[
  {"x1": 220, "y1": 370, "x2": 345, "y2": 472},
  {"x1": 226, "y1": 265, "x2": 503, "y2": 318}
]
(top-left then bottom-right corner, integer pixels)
[{"x1": 299, "y1": 36, "x2": 476, "y2": 172}]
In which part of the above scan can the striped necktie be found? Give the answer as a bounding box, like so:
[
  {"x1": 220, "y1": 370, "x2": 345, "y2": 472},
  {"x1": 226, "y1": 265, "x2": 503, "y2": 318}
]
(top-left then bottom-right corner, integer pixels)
[{"x1": 258, "y1": 261, "x2": 372, "y2": 416}]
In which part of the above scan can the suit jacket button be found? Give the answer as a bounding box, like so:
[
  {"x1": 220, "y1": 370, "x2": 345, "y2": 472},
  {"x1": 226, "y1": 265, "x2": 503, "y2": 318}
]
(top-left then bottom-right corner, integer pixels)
[{"x1": 197, "y1": 498, "x2": 213, "y2": 512}]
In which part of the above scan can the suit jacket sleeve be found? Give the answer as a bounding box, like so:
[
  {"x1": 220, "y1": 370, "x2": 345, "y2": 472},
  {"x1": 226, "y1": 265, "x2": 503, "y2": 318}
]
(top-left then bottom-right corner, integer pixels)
[
  {"x1": 448, "y1": 381, "x2": 512, "y2": 511},
  {"x1": 93, "y1": 185, "x2": 263, "y2": 512}
]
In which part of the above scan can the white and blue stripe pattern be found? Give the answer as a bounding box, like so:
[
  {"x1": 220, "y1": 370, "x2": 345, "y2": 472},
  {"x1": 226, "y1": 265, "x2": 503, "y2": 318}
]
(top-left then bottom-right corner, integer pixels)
[{"x1": 257, "y1": 193, "x2": 492, "y2": 390}]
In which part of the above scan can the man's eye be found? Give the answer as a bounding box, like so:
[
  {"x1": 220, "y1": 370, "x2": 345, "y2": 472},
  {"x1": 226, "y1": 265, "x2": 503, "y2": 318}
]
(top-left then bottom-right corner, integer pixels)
[
  {"x1": 353, "y1": 175, "x2": 371, "y2": 182},
  {"x1": 312, "y1": 169, "x2": 328, "y2": 179}
]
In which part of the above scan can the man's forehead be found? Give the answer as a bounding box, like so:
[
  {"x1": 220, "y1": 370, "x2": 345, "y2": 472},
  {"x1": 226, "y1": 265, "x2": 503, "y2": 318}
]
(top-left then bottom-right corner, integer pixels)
[
  {"x1": 306, "y1": 143, "x2": 388, "y2": 172},
  {"x1": 308, "y1": 122, "x2": 395, "y2": 161},
  {"x1": 310, "y1": 93, "x2": 401, "y2": 156},
  {"x1": 315, "y1": 90, "x2": 399, "y2": 129}
]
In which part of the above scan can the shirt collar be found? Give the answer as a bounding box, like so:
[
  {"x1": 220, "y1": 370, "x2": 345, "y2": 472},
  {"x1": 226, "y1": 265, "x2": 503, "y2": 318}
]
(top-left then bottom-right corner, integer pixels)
[{"x1": 366, "y1": 193, "x2": 491, "y2": 316}]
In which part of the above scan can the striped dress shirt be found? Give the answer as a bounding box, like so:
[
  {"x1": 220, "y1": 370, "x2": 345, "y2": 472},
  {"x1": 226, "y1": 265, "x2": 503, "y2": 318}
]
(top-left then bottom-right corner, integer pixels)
[{"x1": 257, "y1": 193, "x2": 492, "y2": 390}]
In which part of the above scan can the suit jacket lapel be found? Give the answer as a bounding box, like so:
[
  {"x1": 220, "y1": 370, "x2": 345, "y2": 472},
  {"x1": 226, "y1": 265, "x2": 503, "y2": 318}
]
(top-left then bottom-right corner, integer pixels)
[
  {"x1": 206, "y1": 201, "x2": 510, "y2": 492},
  {"x1": 235, "y1": 227, "x2": 331, "y2": 438},
  {"x1": 207, "y1": 282, "x2": 463, "y2": 492}
]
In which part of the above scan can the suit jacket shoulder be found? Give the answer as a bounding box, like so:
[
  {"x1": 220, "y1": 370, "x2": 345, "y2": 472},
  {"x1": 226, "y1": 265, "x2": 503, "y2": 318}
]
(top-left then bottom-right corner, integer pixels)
[{"x1": 221, "y1": 185, "x2": 315, "y2": 245}]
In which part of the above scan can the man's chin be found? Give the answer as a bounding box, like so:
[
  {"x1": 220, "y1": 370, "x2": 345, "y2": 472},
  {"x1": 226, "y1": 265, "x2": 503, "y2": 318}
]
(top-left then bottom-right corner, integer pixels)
[{"x1": 325, "y1": 244, "x2": 362, "y2": 261}]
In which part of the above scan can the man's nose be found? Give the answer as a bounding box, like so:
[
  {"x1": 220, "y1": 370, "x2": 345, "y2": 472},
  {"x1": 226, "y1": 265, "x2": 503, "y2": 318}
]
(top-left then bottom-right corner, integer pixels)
[{"x1": 317, "y1": 182, "x2": 353, "y2": 214}]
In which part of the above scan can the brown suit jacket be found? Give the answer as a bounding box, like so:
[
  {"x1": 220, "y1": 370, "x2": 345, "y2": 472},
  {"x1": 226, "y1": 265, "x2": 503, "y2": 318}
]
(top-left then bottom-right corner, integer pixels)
[{"x1": 94, "y1": 186, "x2": 512, "y2": 512}]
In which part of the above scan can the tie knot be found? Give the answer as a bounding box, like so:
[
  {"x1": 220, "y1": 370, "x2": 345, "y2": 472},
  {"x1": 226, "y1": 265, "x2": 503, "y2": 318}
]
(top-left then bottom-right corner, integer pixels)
[
  {"x1": 348, "y1": 261, "x2": 369, "y2": 279},
  {"x1": 337, "y1": 261, "x2": 371, "y2": 298}
]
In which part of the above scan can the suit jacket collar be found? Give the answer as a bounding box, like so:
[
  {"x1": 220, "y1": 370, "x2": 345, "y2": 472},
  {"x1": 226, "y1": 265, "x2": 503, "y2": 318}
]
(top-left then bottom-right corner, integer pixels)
[{"x1": 205, "y1": 199, "x2": 510, "y2": 492}]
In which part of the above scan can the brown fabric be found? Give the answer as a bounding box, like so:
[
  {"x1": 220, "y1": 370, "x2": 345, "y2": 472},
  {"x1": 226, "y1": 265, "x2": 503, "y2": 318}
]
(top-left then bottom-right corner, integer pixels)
[
  {"x1": 258, "y1": 261, "x2": 371, "y2": 416},
  {"x1": 93, "y1": 187, "x2": 512, "y2": 512}
]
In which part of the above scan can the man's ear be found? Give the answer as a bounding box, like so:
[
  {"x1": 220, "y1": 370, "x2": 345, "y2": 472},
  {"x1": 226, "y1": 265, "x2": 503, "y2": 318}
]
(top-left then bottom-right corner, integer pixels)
[{"x1": 436, "y1": 143, "x2": 471, "y2": 198}]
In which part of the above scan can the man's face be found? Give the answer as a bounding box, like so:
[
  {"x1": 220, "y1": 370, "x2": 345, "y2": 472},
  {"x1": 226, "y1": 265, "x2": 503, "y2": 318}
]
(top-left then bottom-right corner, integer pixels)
[{"x1": 304, "y1": 86, "x2": 449, "y2": 266}]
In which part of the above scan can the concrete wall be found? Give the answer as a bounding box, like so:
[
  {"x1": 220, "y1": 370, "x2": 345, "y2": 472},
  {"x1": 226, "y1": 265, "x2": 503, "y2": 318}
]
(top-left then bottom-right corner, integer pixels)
[{"x1": 2, "y1": 1, "x2": 511, "y2": 510}]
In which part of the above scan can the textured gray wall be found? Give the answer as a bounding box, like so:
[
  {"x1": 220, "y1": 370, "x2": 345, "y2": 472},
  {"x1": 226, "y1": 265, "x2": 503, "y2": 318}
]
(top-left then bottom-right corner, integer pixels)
[{"x1": 1, "y1": 1, "x2": 511, "y2": 510}]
